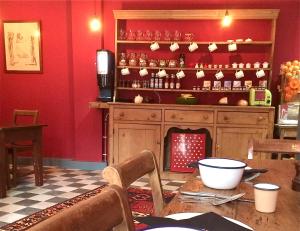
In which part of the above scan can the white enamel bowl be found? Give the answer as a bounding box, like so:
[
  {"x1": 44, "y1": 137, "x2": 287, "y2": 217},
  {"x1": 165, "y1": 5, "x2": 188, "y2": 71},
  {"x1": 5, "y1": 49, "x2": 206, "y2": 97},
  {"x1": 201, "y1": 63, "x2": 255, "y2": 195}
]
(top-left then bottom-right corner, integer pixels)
[{"x1": 198, "y1": 158, "x2": 247, "y2": 190}]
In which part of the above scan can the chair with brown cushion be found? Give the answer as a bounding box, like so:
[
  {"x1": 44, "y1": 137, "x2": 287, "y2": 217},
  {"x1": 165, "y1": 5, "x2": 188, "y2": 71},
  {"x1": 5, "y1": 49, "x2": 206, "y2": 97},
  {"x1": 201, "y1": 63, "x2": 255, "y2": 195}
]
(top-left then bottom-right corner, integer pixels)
[
  {"x1": 102, "y1": 149, "x2": 165, "y2": 216},
  {"x1": 247, "y1": 138, "x2": 300, "y2": 159},
  {"x1": 6, "y1": 109, "x2": 39, "y2": 186},
  {"x1": 27, "y1": 185, "x2": 135, "y2": 231}
]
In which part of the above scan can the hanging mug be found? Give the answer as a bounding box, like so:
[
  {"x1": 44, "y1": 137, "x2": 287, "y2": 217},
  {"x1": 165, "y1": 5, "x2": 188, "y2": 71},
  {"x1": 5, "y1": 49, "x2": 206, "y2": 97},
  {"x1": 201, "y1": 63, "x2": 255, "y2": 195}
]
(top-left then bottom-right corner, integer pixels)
[
  {"x1": 188, "y1": 42, "x2": 198, "y2": 52},
  {"x1": 139, "y1": 68, "x2": 148, "y2": 77},
  {"x1": 228, "y1": 42, "x2": 237, "y2": 52},
  {"x1": 256, "y1": 69, "x2": 265, "y2": 78},
  {"x1": 215, "y1": 70, "x2": 224, "y2": 79},
  {"x1": 170, "y1": 42, "x2": 179, "y2": 52},
  {"x1": 208, "y1": 42, "x2": 218, "y2": 52},
  {"x1": 176, "y1": 70, "x2": 185, "y2": 78},
  {"x1": 157, "y1": 69, "x2": 167, "y2": 78},
  {"x1": 235, "y1": 70, "x2": 244, "y2": 79},
  {"x1": 121, "y1": 67, "x2": 130, "y2": 75},
  {"x1": 150, "y1": 42, "x2": 160, "y2": 51},
  {"x1": 196, "y1": 69, "x2": 205, "y2": 78}
]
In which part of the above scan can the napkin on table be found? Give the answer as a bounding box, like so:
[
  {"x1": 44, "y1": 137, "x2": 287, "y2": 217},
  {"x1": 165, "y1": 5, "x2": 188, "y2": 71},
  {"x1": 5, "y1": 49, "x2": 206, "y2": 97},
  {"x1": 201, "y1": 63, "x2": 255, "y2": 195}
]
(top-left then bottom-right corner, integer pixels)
[{"x1": 135, "y1": 212, "x2": 252, "y2": 231}]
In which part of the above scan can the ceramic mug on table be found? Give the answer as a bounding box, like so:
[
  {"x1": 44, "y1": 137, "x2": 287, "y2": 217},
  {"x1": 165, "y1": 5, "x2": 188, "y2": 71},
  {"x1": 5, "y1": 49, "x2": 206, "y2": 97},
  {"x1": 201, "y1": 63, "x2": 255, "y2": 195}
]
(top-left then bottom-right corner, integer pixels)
[
  {"x1": 239, "y1": 63, "x2": 245, "y2": 68},
  {"x1": 263, "y1": 62, "x2": 269, "y2": 68},
  {"x1": 254, "y1": 62, "x2": 260, "y2": 69},
  {"x1": 188, "y1": 42, "x2": 198, "y2": 52},
  {"x1": 254, "y1": 183, "x2": 280, "y2": 213},
  {"x1": 232, "y1": 63, "x2": 238, "y2": 69},
  {"x1": 246, "y1": 63, "x2": 251, "y2": 68}
]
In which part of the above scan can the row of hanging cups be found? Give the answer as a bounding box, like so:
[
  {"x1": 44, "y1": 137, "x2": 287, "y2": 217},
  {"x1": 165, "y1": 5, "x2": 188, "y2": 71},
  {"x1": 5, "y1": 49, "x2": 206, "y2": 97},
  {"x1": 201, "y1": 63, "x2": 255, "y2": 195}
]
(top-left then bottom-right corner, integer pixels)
[
  {"x1": 156, "y1": 69, "x2": 186, "y2": 78},
  {"x1": 121, "y1": 67, "x2": 186, "y2": 78},
  {"x1": 212, "y1": 69, "x2": 265, "y2": 79},
  {"x1": 150, "y1": 41, "x2": 199, "y2": 52}
]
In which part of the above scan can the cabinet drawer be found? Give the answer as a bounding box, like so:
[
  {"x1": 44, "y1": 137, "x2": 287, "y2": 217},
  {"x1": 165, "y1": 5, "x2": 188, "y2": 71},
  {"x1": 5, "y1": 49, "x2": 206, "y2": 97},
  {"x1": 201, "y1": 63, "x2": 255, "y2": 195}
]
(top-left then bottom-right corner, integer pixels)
[
  {"x1": 217, "y1": 111, "x2": 269, "y2": 125},
  {"x1": 165, "y1": 110, "x2": 214, "y2": 123},
  {"x1": 113, "y1": 108, "x2": 162, "y2": 121}
]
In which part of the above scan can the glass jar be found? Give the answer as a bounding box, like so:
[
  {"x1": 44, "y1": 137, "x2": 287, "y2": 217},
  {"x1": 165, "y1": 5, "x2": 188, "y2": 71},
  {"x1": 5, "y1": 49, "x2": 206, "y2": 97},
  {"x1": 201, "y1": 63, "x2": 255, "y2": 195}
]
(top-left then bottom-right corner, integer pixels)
[
  {"x1": 128, "y1": 52, "x2": 137, "y2": 66},
  {"x1": 139, "y1": 53, "x2": 147, "y2": 67},
  {"x1": 119, "y1": 53, "x2": 127, "y2": 66}
]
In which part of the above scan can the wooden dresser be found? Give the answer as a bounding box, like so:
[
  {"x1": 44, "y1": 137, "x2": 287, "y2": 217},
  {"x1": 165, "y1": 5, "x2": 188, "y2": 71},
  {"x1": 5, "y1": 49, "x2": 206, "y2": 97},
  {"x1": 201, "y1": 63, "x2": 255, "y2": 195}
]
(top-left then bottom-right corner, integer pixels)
[{"x1": 108, "y1": 103, "x2": 275, "y2": 179}]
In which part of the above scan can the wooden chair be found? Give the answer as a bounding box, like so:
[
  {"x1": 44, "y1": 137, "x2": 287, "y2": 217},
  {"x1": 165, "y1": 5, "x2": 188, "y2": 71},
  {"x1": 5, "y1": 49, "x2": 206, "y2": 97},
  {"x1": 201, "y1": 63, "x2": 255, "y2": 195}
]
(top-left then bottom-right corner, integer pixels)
[
  {"x1": 103, "y1": 149, "x2": 165, "y2": 216},
  {"x1": 7, "y1": 109, "x2": 39, "y2": 186},
  {"x1": 27, "y1": 185, "x2": 135, "y2": 231},
  {"x1": 248, "y1": 138, "x2": 300, "y2": 159}
]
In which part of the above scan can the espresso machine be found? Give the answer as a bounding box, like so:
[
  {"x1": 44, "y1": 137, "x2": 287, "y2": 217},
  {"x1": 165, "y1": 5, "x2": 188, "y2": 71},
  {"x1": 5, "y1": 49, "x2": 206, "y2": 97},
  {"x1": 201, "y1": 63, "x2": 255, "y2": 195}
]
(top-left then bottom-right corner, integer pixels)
[{"x1": 96, "y1": 49, "x2": 114, "y2": 102}]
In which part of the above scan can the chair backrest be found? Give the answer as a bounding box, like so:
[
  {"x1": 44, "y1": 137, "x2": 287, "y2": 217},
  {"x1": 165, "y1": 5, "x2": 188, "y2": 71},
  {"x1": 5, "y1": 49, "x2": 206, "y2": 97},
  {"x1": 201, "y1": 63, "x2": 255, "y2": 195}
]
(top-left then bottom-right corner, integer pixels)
[
  {"x1": 103, "y1": 150, "x2": 165, "y2": 216},
  {"x1": 248, "y1": 138, "x2": 300, "y2": 159},
  {"x1": 27, "y1": 185, "x2": 135, "y2": 231},
  {"x1": 13, "y1": 109, "x2": 39, "y2": 125}
]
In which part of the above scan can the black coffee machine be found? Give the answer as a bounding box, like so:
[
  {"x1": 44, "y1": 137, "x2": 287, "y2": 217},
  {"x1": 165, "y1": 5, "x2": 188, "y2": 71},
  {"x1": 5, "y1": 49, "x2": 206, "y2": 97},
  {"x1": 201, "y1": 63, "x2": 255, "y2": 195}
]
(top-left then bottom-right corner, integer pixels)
[{"x1": 96, "y1": 49, "x2": 114, "y2": 102}]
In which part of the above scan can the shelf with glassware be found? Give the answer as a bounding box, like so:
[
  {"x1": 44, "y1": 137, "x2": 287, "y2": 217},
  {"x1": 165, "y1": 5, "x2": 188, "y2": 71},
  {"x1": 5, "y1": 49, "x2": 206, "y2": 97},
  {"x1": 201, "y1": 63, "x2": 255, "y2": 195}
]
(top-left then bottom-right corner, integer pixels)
[{"x1": 116, "y1": 40, "x2": 273, "y2": 45}]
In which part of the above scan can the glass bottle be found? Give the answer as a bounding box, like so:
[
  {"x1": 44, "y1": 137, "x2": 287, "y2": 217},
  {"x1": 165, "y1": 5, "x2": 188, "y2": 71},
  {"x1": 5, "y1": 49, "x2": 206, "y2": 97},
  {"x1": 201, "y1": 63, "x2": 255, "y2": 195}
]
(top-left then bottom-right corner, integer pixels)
[
  {"x1": 158, "y1": 77, "x2": 163, "y2": 89},
  {"x1": 150, "y1": 73, "x2": 155, "y2": 88},
  {"x1": 176, "y1": 77, "x2": 181, "y2": 89},
  {"x1": 179, "y1": 53, "x2": 185, "y2": 68},
  {"x1": 170, "y1": 74, "x2": 175, "y2": 89},
  {"x1": 164, "y1": 74, "x2": 169, "y2": 89},
  {"x1": 154, "y1": 73, "x2": 159, "y2": 89}
]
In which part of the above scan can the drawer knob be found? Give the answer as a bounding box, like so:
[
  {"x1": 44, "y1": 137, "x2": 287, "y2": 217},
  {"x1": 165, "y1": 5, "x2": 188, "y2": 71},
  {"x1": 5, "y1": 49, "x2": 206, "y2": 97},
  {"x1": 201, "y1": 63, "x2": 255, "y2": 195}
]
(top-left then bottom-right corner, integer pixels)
[
  {"x1": 257, "y1": 116, "x2": 265, "y2": 121},
  {"x1": 119, "y1": 112, "x2": 125, "y2": 117},
  {"x1": 203, "y1": 115, "x2": 208, "y2": 120},
  {"x1": 151, "y1": 113, "x2": 156, "y2": 118},
  {"x1": 223, "y1": 116, "x2": 229, "y2": 121},
  {"x1": 171, "y1": 114, "x2": 176, "y2": 119}
]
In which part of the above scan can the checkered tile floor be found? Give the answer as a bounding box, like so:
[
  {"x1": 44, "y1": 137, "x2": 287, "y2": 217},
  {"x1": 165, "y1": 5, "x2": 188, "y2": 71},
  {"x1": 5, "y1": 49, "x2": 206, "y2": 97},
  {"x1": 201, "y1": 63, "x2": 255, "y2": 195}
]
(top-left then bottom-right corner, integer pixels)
[{"x1": 0, "y1": 166, "x2": 185, "y2": 228}]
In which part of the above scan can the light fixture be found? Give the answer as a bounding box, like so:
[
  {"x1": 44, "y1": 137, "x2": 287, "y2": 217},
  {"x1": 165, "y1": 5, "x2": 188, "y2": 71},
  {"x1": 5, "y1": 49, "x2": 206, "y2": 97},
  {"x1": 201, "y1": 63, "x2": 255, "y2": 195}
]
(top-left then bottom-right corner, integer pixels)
[
  {"x1": 89, "y1": 16, "x2": 101, "y2": 31},
  {"x1": 89, "y1": 0, "x2": 101, "y2": 32},
  {"x1": 222, "y1": 10, "x2": 232, "y2": 27}
]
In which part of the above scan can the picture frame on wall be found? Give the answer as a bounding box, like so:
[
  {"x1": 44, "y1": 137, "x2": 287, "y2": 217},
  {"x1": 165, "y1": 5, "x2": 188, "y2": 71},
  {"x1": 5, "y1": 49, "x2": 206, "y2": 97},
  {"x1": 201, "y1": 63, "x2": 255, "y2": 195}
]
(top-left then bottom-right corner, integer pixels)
[{"x1": 3, "y1": 21, "x2": 42, "y2": 73}]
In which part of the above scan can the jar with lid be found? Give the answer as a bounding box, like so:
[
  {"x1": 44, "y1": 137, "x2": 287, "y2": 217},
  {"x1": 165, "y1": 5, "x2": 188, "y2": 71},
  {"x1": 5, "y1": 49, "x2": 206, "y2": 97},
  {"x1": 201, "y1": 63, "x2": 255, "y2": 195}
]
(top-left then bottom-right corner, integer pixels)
[
  {"x1": 170, "y1": 74, "x2": 175, "y2": 89},
  {"x1": 139, "y1": 53, "x2": 147, "y2": 67},
  {"x1": 119, "y1": 53, "x2": 127, "y2": 66},
  {"x1": 128, "y1": 52, "x2": 137, "y2": 66},
  {"x1": 179, "y1": 53, "x2": 185, "y2": 68}
]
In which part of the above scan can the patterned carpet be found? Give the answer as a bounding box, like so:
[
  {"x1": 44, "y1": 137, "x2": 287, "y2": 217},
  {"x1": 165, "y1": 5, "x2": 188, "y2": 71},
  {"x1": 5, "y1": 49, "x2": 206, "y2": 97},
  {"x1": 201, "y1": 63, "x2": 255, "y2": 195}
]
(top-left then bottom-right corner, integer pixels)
[{"x1": 1, "y1": 185, "x2": 175, "y2": 231}]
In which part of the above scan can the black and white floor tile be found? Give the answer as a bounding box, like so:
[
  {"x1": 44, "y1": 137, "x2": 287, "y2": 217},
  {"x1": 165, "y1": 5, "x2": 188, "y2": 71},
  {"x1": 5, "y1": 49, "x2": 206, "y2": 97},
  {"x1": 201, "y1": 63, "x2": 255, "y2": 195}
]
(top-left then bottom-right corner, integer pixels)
[{"x1": 0, "y1": 166, "x2": 185, "y2": 228}]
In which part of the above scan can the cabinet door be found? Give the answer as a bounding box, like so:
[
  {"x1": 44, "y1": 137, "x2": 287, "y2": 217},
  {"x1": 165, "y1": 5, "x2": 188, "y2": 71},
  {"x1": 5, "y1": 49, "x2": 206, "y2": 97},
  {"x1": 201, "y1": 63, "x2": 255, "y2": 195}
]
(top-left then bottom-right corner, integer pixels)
[
  {"x1": 216, "y1": 127, "x2": 268, "y2": 159},
  {"x1": 113, "y1": 123, "x2": 161, "y2": 164}
]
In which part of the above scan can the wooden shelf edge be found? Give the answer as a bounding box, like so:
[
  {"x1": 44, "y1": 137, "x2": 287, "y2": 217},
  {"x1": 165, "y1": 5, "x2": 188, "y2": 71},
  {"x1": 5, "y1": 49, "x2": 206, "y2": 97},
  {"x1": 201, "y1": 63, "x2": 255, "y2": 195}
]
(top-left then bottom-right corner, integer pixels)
[
  {"x1": 116, "y1": 87, "x2": 250, "y2": 93},
  {"x1": 116, "y1": 66, "x2": 272, "y2": 71},
  {"x1": 117, "y1": 40, "x2": 273, "y2": 45},
  {"x1": 89, "y1": 101, "x2": 109, "y2": 109}
]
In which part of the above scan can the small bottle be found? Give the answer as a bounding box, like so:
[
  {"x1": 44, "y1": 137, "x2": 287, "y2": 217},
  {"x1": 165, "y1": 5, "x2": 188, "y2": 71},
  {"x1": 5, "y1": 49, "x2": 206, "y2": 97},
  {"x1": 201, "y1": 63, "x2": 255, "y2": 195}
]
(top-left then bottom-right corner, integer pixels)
[
  {"x1": 176, "y1": 77, "x2": 181, "y2": 89},
  {"x1": 154, "y1": 73, "x2": 159, "y2": 89},
  {"x1": 150, "y1": 73, "x2": 155, "y2": 88},
  {"x1": 158, "y1": 77, "x2": 163, "y2": 89},
  {"x1": 164, "y1": 74, "x2": 169, "y2": 89},
  {"x1": 170, "y1": 74, "x2": 175, "y2": 89}
]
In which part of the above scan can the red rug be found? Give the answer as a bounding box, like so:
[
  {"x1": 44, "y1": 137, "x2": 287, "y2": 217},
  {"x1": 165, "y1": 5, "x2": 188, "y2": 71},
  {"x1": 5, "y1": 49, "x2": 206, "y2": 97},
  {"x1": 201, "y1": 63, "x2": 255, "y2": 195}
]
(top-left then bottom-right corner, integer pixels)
[{"x1": 1, "y1": 185, "x2": 175, "y2": 231}]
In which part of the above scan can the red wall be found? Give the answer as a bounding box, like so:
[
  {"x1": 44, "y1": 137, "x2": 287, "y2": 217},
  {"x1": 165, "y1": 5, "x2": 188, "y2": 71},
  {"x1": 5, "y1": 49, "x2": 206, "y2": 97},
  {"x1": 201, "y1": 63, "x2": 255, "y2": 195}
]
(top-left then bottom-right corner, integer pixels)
[{"x1": 0, "y1": 0, "x2": 299, "y2": 162}]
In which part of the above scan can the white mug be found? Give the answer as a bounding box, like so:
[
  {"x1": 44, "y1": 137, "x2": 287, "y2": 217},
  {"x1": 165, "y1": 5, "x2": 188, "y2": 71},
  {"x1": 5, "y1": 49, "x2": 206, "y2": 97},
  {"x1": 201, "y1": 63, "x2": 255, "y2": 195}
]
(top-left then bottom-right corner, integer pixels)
[
  {"x1": 246, "y1": 63, "x2": 251, "y2": 68},
  {"x1": 196, "y1": 69, "x2": 205, "y2": 78},
  {"x1": 232, "y1": 63, "x2": 238, "y2": 68},
  {"x1": 176, "y1": 70, "x2": 185, "y2": 78},
  {"x1": 228, "y1": 42, "x2": 237, "y2": 52},
  {"x1": 139, "y1": 68, "x2": 148, "y2": 77},
  {"x1": 235, "y1": 70, "x2": 244, "y2": 79},
  {"x1": 150, "y1": 42, "x2": 160, "y2": 51},
  {"x1": 208, "y1": 42, "x2": 218, "y2": 52},
  {"x1": 188, "y1": 42, "x2": 198, "y2": 52},
  {"x1": 239, "y1": 63, "x2": 244, "y2": 68},
  {"x1": 256, "y1": 69, "x2": 265, "y2": 78},
  {"x1": 157, "y1": 69, "x2": 167, "y2": 78},
  {"x1": 121, "y1": 67, "x2": 130, "y2": 75},
  {"x1": 170, "y1": 42, "x2": 179, "y2": 52},
  {"x1": 263, "y1": 62, "x2": 269, "y2": 68},
  {"x1": 215, "y1": 70, "x2": 224, "y2": 79}
]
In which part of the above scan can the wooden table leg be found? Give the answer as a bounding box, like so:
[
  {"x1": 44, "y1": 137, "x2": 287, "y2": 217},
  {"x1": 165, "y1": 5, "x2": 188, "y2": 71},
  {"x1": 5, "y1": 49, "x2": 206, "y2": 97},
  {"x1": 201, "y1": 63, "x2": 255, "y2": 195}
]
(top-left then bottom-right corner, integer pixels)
[
  {"x1": 0, "y1": 145, "x2": 7, "y2": 198},
  {"x1": 32, "y1": 128, "x2": 43, "y2": 186}
]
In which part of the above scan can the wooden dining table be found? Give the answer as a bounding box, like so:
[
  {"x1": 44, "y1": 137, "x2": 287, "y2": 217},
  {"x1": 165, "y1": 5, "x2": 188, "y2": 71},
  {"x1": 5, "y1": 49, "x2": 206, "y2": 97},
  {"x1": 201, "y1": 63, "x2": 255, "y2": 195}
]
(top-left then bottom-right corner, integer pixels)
[
  {"x1": 160, "y1": 159, "x2": 300, "y2": 231},
  {"x1": 0, "y1": 124, "x2": 46, "y2": 198}
]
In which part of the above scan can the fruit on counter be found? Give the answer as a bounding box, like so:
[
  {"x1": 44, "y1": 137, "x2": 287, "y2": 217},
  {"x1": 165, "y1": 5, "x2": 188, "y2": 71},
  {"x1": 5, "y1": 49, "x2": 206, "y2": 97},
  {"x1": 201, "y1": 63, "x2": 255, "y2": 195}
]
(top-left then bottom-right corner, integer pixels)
[
  {"x1": 237, "y1": 99, "x2": 249, "y2": 106},
  {"x1": 280, "y1": 59, "x2": 300, "y2": 102},
  {"x1": 218, "y1": 97, "x2": 228, "y2": 105}
]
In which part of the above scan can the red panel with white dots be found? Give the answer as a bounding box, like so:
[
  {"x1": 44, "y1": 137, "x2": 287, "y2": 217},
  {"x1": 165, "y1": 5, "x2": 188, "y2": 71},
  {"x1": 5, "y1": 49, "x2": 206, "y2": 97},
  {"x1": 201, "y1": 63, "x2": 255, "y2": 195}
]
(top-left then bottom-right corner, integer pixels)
[{"x1": 170, "y1": 133, "x2": 206, "y2": 173}]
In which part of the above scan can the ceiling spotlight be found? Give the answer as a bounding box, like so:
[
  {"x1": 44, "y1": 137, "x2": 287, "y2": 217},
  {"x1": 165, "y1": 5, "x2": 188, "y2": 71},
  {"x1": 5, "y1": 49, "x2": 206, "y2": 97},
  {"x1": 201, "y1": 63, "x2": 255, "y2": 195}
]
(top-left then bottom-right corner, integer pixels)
[{"x1": 222, "y1": 10, "x2": 232, "y2": 27}]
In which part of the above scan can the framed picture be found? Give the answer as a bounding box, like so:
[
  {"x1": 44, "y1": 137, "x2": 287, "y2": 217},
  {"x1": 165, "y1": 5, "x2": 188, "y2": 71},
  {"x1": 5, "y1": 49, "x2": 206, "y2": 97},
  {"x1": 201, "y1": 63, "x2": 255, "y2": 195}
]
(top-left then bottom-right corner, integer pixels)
[{"x1": 3, "y1": 21, "x2": 42, "y2": 73}]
